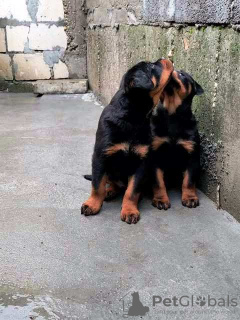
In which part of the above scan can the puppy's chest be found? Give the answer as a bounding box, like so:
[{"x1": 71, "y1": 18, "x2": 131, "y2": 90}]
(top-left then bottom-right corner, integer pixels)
[
  {"x1": 105, "y1": 126, "x2": 151, "y2": 159},
  {"x1": 152, "y1": 121, "x2": 195, "y2": 154},
  {"x1": 105, "y1": 141, "x2": 150, "y2": 159}
]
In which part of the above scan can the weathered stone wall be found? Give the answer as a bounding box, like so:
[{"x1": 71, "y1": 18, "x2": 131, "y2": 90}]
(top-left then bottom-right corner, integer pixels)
[
  {"x1": 0, "y1": 0, "x2": 86, "y2": 82},
  {"x1": 86, "y1": 1, "x2": 240, "y2": 221},
  {"x1": 63, "y1": 0, "x2": 87, "y2": 78}
]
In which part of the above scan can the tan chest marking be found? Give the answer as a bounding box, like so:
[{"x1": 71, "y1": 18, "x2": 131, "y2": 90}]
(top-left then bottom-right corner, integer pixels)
[
  {"x1": 177, "y1": 139, "x2": 195, "y2": 153},
  {"x1": 105, "y1": 143, "x2": 129, "y2": 156},
  {"x1": 152, "y1": 136, "x2": 170, "y2": 151},
  {"x1": 133, "y1": 145, "x2": 149, "y2": 158},
  {"x1": 162, "y1": 88, "x2": 182, "y2": 115},
  {"x1": 150, "y1": 61, "x2": 174, "y2": 108}
]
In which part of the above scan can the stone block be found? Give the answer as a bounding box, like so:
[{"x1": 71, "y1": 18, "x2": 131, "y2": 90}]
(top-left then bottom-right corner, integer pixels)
[
  {"x1": 29, "y1": 24, "x2": 67, "y2": 50},
  {"x1": 64, "y1": 54, "x2": 87, "y2": 79},
  {"x1": 37, "y1": 0, "x2": 65, "y2": 22},
  {"x1": 175, "y1": 0, "x2": 230, "y2": 24},
  {"x1": 13, "y1": 54, "x2": 51, "y2": 80},
  {"x1": 143, "y1": 0, "x2": 231, "y2": 24},
  {"x1": 142, "y1": 0, "x2": 175, "y2": 23},
  {"x1": 0, "y1": 54, "x2": 13, "y2": 80},
  {"x1": 89, "y1": 7, "x2": 111, "y2": 26},
  {"x1": 0, "y1": 29, "x2": 6, "y2": 53},
  {"x1": 53, "y1": 61, "x2": 69, "y2": 79},
  {"x1": 231, "y1": 0, "x2": 240, "y2": 24},
  {"x1": 7, "y1": 26, "x2": 29, "y2": 52},
  {"x1": 34, "y1": 79, "x2": 88, "y2": 94},
  {"x1": 0, "y1": 0, "x2": 31, "y2": 21}
]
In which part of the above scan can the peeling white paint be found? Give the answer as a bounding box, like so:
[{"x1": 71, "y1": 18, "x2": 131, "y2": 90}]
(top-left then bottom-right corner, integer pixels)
[{"x1": 166, "y1": 0, "x2": 176, "y2": 19}]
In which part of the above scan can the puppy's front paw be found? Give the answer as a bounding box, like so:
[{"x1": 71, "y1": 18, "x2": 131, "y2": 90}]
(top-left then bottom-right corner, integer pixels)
[
  {"x1": 182, "y1": 197, "x2": 199, "y2": 208},
  {"x1": 152, "y1": 198, "x2": 171, "y2": 210},
  {"x1": 81, "y1": 200, "x2": 102, "y2": 216},
  {"x1": 121, "y1": 210, "x2": 140, "y2": 224}
]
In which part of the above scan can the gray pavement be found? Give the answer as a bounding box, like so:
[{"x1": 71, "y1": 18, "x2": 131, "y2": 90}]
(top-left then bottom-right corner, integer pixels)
[{"x1": 0, "y1": 93, "x2": 240, "y2": 320}]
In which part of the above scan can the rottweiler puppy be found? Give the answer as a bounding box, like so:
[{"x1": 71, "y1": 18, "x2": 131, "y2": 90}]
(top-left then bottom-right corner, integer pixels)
[
  {"x1": 150, "y1": 70, "x2": 204, "y2": 210},
  {"x1": 81, "y1": 59, "x2": 173, "y2": 224}
]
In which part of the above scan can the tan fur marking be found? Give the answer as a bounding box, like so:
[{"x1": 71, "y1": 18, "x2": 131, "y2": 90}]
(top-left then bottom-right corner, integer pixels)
[
  {"x1": 182, "y1": 171, "x2": 198, "y2": 202},
  {"x1": 188, "y1": 83, "x2": 192, "y2": 95},
  {"x1": 177, "y1": 139, "x2": 195, "y2": 154},
  {"x1": 162, "y1": 88, "x2": 183, "y2": 115},
  {"x1": 153, "y1": 169, "x2": 170, "y2": 204},
  {"x1": 151, "y1": 76, "x2": 157, "y2": 88},
  {"x1": 161, "y1": 70, "x2": 193, "y2": 115},
  {"x1": 150, "y1": 59, "x2": 174, "y2": 107},
  {"x1": 121, "y1": 176, "x2": 141, "y2": 222},
  {"x1": 152, "y1": 136, "x2": 170, "y2": 151},
  {"x1": 133, "y1": 145, "x2": 149, "y2": 158},
  {"x1": 105, "y1": 143, "x2": 129, "y2": 156},
  {"x1": 172, "y1": 71, "x2": 187, "y2": 98},
  {"x1": 82, "y1": 175, "x2": 108, "y2": 214}
]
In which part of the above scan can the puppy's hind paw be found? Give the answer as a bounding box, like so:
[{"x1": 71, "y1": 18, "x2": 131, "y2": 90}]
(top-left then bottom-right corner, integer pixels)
[
  {"x1": 182, "y1": 198, "x2": 199, "y2": 208},
  {"x1": 152, "y1": 198, "x2": 171, "y2": 211},
  {"x1": 121, "y1": 211, "x2": 140, "y2": 224},
  {"x1": 105, "y1": 189, "x2": 119, "y2": 202}
]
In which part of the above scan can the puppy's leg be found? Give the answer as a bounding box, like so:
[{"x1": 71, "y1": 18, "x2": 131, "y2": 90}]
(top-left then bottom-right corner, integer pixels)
[
  {"x1": 105, "y1": 180, "x2": 121, "y2": 202},
  {"x1": 182, "y1": 169, "x2": 199, "y2": 208},
  {"x1": 121, "y1": 176, "x2": 141, "y2": 224},
  {"x1": 181, "y1": 150, "x2": 200, "y2": 208},
  {"x1": 152, "y1": 168, "x2": 171, "y2": 210},
  {"x1": 81, "y1": 156, "x2": 107, "y2": 216}
]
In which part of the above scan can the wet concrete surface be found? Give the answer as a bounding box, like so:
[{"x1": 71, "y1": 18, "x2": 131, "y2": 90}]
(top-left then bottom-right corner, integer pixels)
[{"x1": 0, "y1": 93, "x2": 240, "y2": 320}]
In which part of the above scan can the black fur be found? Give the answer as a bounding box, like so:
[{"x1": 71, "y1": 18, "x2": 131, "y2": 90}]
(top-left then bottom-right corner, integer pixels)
[
  {"x1": 150, "y1": 70, "x2": 204, "y2": 209},
  {"x1": 81, "y1": 59, "x2": 173, "y2": 223}
]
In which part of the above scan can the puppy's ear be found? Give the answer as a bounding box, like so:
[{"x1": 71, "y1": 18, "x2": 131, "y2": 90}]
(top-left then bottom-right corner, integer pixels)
[
  {"x1": 125, "y1": 70, "x2": 154, "y2": 93},
  {"x1": 194, "y1": 80, "x2": 204, "y2": 96},
  {"x1": 179, "y1": 70, "x2": 204, "y2": 96}
]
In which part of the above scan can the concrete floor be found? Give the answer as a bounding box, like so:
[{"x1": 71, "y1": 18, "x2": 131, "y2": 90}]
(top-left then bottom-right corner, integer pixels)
[{"x1": 0, "y1": 93, "x2": 240, "y2": 320}]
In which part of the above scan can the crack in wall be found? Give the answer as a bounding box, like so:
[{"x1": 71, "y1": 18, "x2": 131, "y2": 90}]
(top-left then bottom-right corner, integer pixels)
[
  {"x1": 166, "y1": 0, "x2": 176, "y2": 20},
  {"x1": 23, "y1": 26, "x2": 32, "y2": 54},
  {"x1": 211, "y1": 31, "x2": 221, "y2": 130},
  {"x1": 230, "y1": 0, "x2": 236, "y2": 19}
]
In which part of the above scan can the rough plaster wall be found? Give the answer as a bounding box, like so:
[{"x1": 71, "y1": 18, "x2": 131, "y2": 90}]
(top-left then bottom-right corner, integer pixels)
[
  {"x1": 0, "y1": 0, "x2": 86, "y2": 81},
  {"x1": 62, "y1": 0, "x2": 87, "y2": 78},
  {"x1": 143, "y1": 0, "x2": 232, "y2": 24},
  {"x1": 86, "y1": 0, "x2": 143, "y2": 27},
  {"x1": 86, "y1": 0, "x2": 240, "y2": 221}
]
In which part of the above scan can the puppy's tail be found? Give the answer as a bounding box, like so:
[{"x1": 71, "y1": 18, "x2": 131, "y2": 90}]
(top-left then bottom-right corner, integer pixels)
[{"x1": 83, "y1": 174, "x2": 92, "y2": 181}]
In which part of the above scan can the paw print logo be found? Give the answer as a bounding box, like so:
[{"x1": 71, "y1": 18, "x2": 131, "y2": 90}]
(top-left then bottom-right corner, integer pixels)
[{"x1": 196, "y1": 296, "x2": 206, "y2": 307}]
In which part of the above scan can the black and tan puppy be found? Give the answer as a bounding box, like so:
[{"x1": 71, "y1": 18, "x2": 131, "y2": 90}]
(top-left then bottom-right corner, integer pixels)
[
  {"x1": 150, "y1": 70, "x2": 204, "y2": 210},
  {"x1": 81, "y1": 59, "x2": 173, "y2": 224}
]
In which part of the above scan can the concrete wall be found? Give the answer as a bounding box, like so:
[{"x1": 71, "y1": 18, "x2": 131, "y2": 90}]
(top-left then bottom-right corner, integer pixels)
[
  {"x1": 0, "y1": 0, "x2": 86, "y2": 82},
  {"x1": 63, "y1": 0, "x2": 87, "y2": 79},
  {"x1": 86, "y1": 1, "x2": 240, "y2": 221}
]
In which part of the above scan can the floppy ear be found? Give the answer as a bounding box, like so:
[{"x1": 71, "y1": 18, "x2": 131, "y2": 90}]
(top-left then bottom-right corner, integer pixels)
[
  {"x1": 194, "y1": 80, "x2": 204, "y2": 96},
  {"x1": 125, "y1": 70, "x2": 154, "y2": 93}
]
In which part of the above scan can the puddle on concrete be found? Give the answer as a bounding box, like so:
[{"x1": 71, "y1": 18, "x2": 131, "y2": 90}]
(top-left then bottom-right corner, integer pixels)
[{"x1": 0, "y1": 286, "x2": 62, "y2": 320}]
